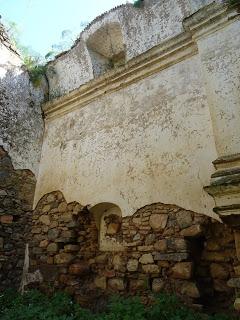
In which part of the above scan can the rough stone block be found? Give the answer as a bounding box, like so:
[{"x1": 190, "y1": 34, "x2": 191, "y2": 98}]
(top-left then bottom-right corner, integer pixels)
[
  {"x1": 180, "y1": 282, "x2": 200, "y2": 298},
  {"x1": 69, "y1": 262, "x2": 89, "y2": 275},
  {"x1": 42, "y1": 204, "x2": 51, "y2": 213},
  {"x1": 152, "y1": 278, "x2": 164, "y2": 293},
  {"x1": 0, "y1": 215, "x2": 13, "y2": 224},
  {"x1": 94, "y1": 276, "x2": 107, "y2": 290},
  {"x1": 112, "y1": 255, "x2": 126, "y2": 272},
  {"x1": 227, "y1": 278, "x2": 240, "y2": 288},
  {"x1": 95, "y1": 254, "x2": 108, "y2": 264},
  {"x1": 54, "y1": 253, "x2": 74, "y2": 265},
  {"x1": 180, "y1": 225, "x2": 203, "y2": 237},
  {"x1": 145, "y1": 233, "x2": 156, "y2": 245},
  {"x1": 234, "y1": 265, "x2": 240, "y2": 276},
  {"x1": 47, "y1": 243, "x2": 58, "y2": 253},
  {"x1": 58, "y1": 202, "x2": 67, "y2": 213},
  {"x1": 108, "y1": 278, "x2": 125, "y2": 291},
  {"x1": 127, "y1": 259, "x2": 139, "y2": 272},
  {"x1": 139, "y1": 253, "x2": 154, "y2": 265},
  {"x1": 234, "y1": 298, "x2": 240, "y2": 311},
  {"x1": 48, "y1": 228, "x2": 59, "y2": 240},
  {"x1": 142, "y1": 264, "x2": 159, "y2": 274},
  {"x1": 149, "y1": 214, "x2": 168, "y2": 231},
  {"x1": 154, "y1": 252, "x2": 189, "y2": 261},
  {"x1": 60, "y1": 213, "x2": 73, "y2": 223},
  {"x1": 171, "y1": 262, "x2": 193, "y2": 279},
  {"x1": 0, "y1": 190, "x2": 7, "y2": 196},
  {"x1": 154, "y1": 239, "x2": 167, "y2": 252},
  {"x1": 137, "y1": 245, "x2": 154, "y2": 252},
  {"x1": 39, "y1": 215, "x2": 51, "y2": 225},
  {"x1": 46, "y1": 194, "x2": 56, "y2": 203},
  {"x1": 167, "y1": 238, "x2": 188, "y2": 252},
  {"x1": 129, "y1": 279, "x2": 146, "y2": 291},
  {"x1": 176, "y1": 211, "x2": 192, "y2": 229},
  {"x1": 202, "y1": 251, "x2": 230, "y2": 262},
  {"x1": 64, "y1": 244, "x2": 79, "y2": 252}
]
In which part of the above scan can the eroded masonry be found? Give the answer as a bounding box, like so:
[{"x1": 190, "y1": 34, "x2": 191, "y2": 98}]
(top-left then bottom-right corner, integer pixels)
[{"x1": 1, "y1": 0, "x2": 240, "y2": 312}]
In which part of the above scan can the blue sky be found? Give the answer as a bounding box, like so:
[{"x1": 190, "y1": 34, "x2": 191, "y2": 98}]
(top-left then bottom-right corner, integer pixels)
[{"x1": 1, "y1": 0, "x2": 133, "y2": 56}]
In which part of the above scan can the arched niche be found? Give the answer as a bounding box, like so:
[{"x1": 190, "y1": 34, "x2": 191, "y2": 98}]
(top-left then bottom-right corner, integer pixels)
[
  {"x1": 90, "y1": 202, "x2": 124, "y2": 251},
  {"x1": 86, "y1": 23, "x2": 126, "y2": 77}
]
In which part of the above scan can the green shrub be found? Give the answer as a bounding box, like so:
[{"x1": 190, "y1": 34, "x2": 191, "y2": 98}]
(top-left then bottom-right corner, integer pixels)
[{"x1": 0, "y1": 290, "x2": 236, "y2": 320}]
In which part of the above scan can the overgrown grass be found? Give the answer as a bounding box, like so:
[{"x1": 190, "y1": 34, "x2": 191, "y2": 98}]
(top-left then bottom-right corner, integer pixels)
[{"x1": 0, "y1": 289, "x2": 235, "y2": 320}]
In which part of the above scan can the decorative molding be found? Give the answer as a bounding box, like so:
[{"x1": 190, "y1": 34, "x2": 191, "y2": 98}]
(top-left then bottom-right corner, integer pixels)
[
  {"x1": 43, "y1": 32, "x2": 197, "y2": 120},
  {"x1": 43, "y1": 2, "x2": 240, "y2": 121},
  {"x1": 183, "y1": 2, "x2": 240, "y2": 41}
]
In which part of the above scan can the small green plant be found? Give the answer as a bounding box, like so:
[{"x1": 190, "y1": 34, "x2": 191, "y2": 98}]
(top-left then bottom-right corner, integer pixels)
[
  {"x1": 227, "y1": 0, "x2": 240, "y2": 6},
  {"x1": 133, "y1": 0, "x2": 144, "y2": 8},
  {"x1": 23, "y1": 56, "x2": 47, "y2": 87},
  {"x1": 0, "y1": 290, "x2": 237, "y2": 320}
]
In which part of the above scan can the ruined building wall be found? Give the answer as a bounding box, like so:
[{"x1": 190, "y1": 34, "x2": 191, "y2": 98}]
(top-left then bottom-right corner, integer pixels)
[
  {"x1": 0, "y1": 25, "x2": 46, "y2": 289},
  {"x1": 29, "y1": 0, "x2": 240, "y2": 311},
  {"x1": 34, "y1": 1, "x2": 240, "y2": 219},
  {"x1": 0, "y1": 147, "x2": 35, "y2": 290},
  {"x1": 1, "y1": 0, "x2": 240, "y2": 312},
  {"x1": 0, "y1": 24, "x2": 46, "y2": 176}
]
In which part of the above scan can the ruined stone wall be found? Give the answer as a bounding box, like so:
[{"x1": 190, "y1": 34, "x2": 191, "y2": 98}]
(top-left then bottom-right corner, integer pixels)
[
  {"x1": 0, "y1": 24, "x2": 46, "y2": 290},
  {"x1": 0, "y1": 147, "x2": 36, "y2": 290},
  {"x1": 29, "y1": 191, "x2": 238, "y2": 311},
  {"x1": 0, "y1": 23, "x2": 46, "y2": 176}
]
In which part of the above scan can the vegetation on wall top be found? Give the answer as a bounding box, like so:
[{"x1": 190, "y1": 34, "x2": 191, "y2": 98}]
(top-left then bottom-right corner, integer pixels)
[{"x1": 133, "y1": 0, "x2": 144, "y2": 8}]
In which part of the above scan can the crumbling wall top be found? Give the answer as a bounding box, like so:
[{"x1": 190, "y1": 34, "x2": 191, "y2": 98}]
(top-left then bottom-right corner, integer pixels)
[{"x1": 46, "y1": 0, "x2": 220, "y2": 99}]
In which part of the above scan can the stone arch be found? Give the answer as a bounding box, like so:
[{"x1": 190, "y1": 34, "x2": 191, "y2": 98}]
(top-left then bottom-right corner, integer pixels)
[
  {"x1": 90, "y1": 202, "x2": 124, "y2": 251},
  {"x1": 86, "y1": 22, "x2": 126, "y2": 77}
]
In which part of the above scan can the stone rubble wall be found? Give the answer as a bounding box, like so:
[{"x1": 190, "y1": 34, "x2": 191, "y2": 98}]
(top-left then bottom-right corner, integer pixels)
[
  {"x1": 0, "y1": 147, "x2": 36, "y2": 290},
  {"x1": 29, "y1": 191, "x2": 238, "y2": 310}
]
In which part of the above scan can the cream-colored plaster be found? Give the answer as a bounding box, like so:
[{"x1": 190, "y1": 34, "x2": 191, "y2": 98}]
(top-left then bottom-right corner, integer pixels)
[
  {"x1": 35, "y1": 54, "x2": 218, "y2": 218},
  {"x1": 196, "y1": 20, "x2": 240, "y2": 157}
]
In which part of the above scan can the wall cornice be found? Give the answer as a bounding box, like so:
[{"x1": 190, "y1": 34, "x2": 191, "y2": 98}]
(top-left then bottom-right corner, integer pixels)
[
  {"x1": 183, "y1": 2, "x2": 240, "y2": 40},
  {"x1": 43, "y1": 32, "x2": 197, "y2": 120}
]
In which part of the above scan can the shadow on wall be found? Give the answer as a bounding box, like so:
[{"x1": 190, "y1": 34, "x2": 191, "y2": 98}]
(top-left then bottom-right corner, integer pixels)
[
  {"x1": 90, "y1": 202, "x2": 124, "y2": 251},
  {"x1": 86, "y1": 22, "x2": 126, "y2": 77},
  {"x1": 0, "y1": 146, "x2": 36, "y2": 290}
]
